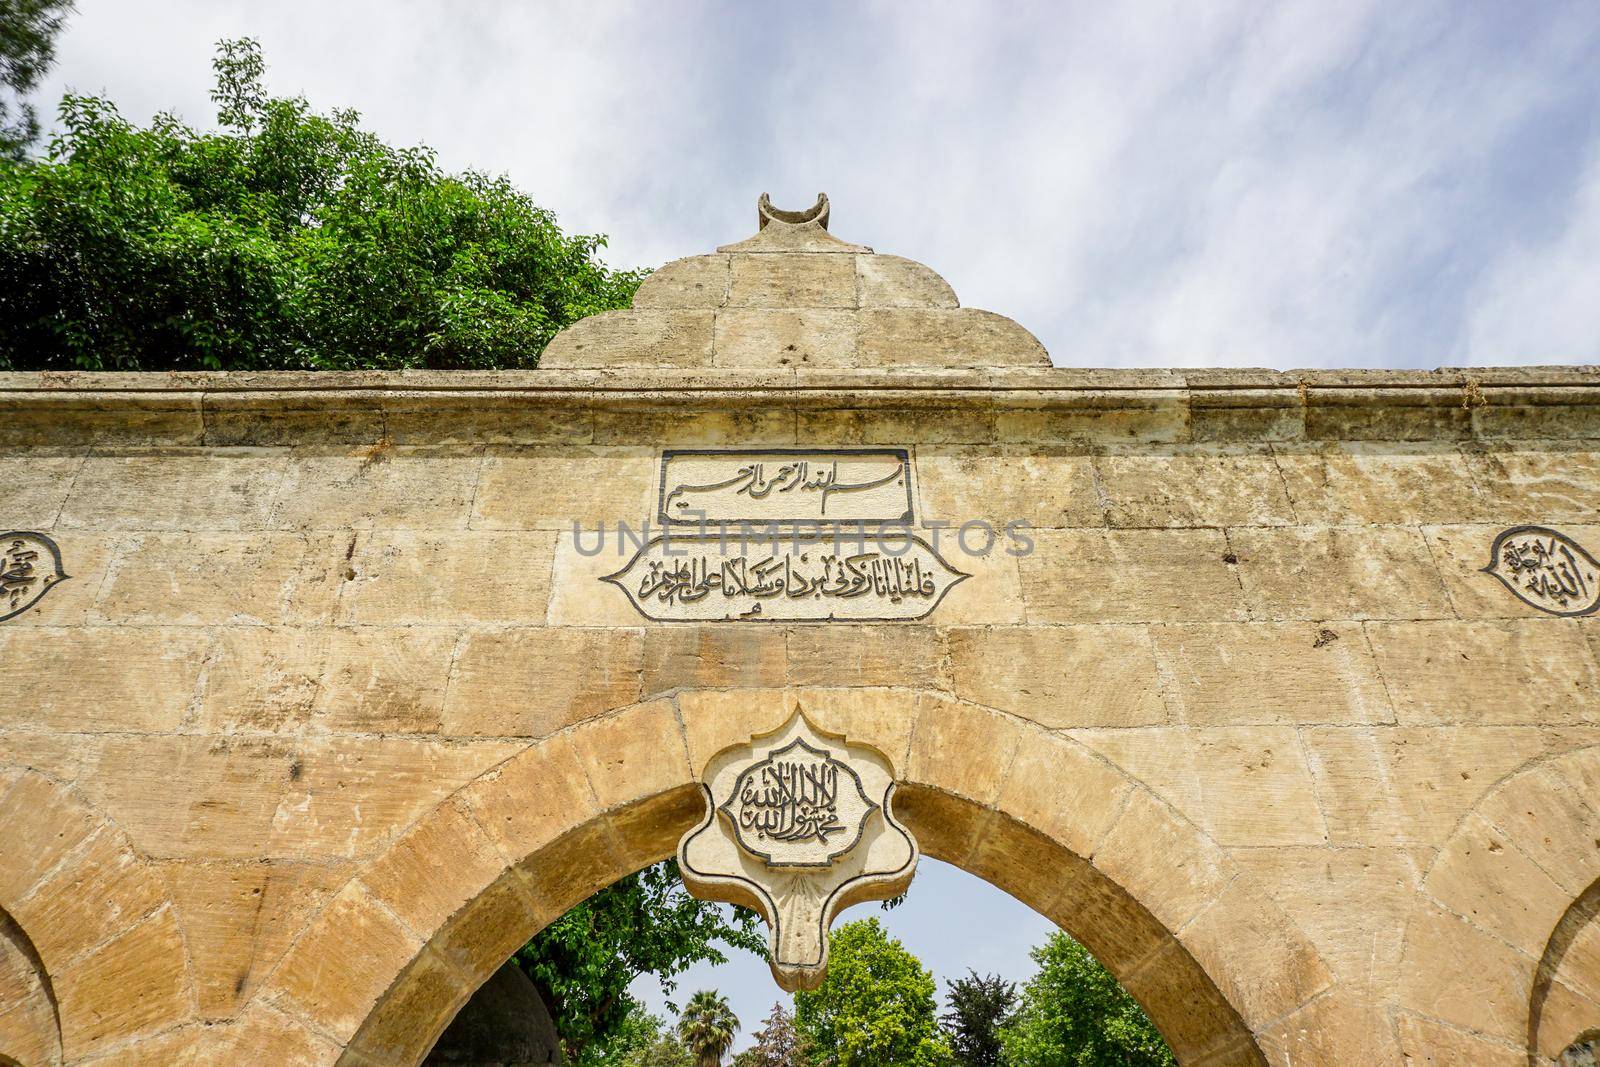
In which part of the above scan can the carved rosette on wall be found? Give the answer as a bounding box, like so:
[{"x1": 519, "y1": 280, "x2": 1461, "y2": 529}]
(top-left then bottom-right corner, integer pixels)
[{"x1": 677, "y1": 710, "x2": 919, "y2": 991}]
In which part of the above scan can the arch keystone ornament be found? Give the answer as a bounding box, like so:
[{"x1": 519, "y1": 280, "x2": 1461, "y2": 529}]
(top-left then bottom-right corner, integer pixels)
[{"x1": 678, "y1": 709, "x2": 918, "y2": 991}]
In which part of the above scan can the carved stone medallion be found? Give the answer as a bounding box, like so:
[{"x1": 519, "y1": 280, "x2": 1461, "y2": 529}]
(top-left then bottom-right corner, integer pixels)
[
  {"x1": 678, "y1": 711, "x2": 918, "y2": 991},
  {"x1": 1483, "y1": 526, "x2": 1600, "y2": 616},
  {"x1": 0, "y1": 532, "x2": 68, "y2": 622}
]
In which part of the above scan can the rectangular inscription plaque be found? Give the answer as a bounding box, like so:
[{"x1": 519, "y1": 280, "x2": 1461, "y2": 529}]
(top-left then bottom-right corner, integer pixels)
[{"x1": 658, "y1": 449, "x2": 913, "y2": 525}]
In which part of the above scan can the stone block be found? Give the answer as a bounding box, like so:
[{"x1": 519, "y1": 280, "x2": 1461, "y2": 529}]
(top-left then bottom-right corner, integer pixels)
[
  {"x1": 1229, "y1": 846, "x2": 1422, "y2": 994},
  {"x1": 348, "y1": 947, "x2": 472, "y2": 1065},
  {"x1": 359, "y1": 796, "x2": 509, "y2": 938},
  {"x1": 1093, "y1": 789, "x2": 1232, "y2": 933},
  {"x1": 96, "y1": 531, "x2": 347, "y2": 625},
  {"x1": 1307, "y1": 725, "x2": 1592, "y2": 846},
  {"x1": 1273, "y1": 444, "x2": 1490, "y2": 524},
  {"x1": 316, "y1": 626, "x2": 456, "y2": 733},
  {"x1": 54, "y1": 907, "x2": 192, "y2": 1055},
  {"x1": 569, "y1": 699, "x2": 690, "y2": 811},
  {"x1": 948, "y1": 625, "x2": 1167, "y2": 728},
  {"x1": 1019, "y1": 529, "x2": 1247, "y2": 623},
  {"x1": 517, "y1": 820, "x2": 627, "y2": 922},
  {"x1": 268, "y1": 737, "x2": 516, "y2": 860},
  {"x1": 904, "y1": 699, "x2": 1027, "y2": 805},
  {"x1": 0, "y1": 449, "x2": 84, "y2": 528},
  {"x1": 1267, "y1": 994, "x2": 1401, "y2": 1067},
  {"x1": 444, "y1": 627, "x2": 642, "y2": 737},
  {"x1": 267, "y1": 881, "x2": 422, "y2": 1044},
  {"x1": 0, "y1": 625, "x2": 207, "y2": 732},
  {"x1": 1150, "y1": 623, "x2": 1393, "y2": 726},
  {"x1": 714, "y1": 309, "x2": 859, "y2": 367},
  {"x1": 384, "y1": 397, "x2": 592, "y2": 446},
  {"x1": 914, "y1": 449, "x2": 1101, "y2": 529},
  {"x1": 995, "y1": 729, "x2": 1134, "y2": 859},
  {"x1": 1047, "y1": 853, "x2": 1175, "y2": 977},
  {"x1": 1469, "y1": 445, "x2": 1600, "y2": 523},
  {"x1": 631, "y1": 254, "x2": 730, "y2": 309},
  {"x1": 591, "y1": 403, "x2": 796, "y2": 446},
  {"x1": 342, "y1": 530, "x2": 556, "y2": 624},
  {"x1": 1117, "y1": 941, "x2": 1247, "y2": 1063},
  {"x1": 0, "y1": 773, "x2": 100, "y2": 903},
  {"x1": 892, "y1": 783, "x2": 992, "y2": 865},
  {"x1": 1476, "y1": 753, "x2": 1600, "y2": 896},
  {"x1": 269, "y1": 447, "x2": 480, "y2": 530},
  {"x1": 461, "y1": 735, "x2": 599, "y2": 862},
  {"x1": 17, "y1": 824, "x2": 166, "y2": 963},
  {"x1": 58, "y1": 449, "x2": 286, "y2": 530},
  {"x1": 642, "y1": 625, "x2": 786, "y2": 693},
  {"x1": 538, "y1": 309, "x2": 713, "y2": 368},
  {"x1": 198, "y1": 627, "x2": 328, "y2": 733},
  {"x1": 1424, "y1": 812, "x2": 1572, "y2": 956},
  {"x1": 1187, "y1": 727, "x2": 1328, "y2": 846},
  {"x1": 728, "y1": 253, "x2": 857, "y2": 308},
  {"x1": 1396, "y1": 900, "x2": 1532, "y2": 1042},
  {"x1": 1393, "y1": 1012, "x2": 1525, "y2": 1066},
  {"x1": 1230, "y1": 526, "x2": 1453, "y2": 621},
  {"x1": 547, "y1": 529, "x2": 661, "y2": 626},
  {"x1": 1096, "y1": 449, "x2": 1293, "y2": 528},
  {"x1": 996, "y1": 395, "x2": 1188, "y2": 444},
  {"x1": 860, "y1": 309, "x2": 1049, "y2": 367},
  {"x1": 856, "y1": 254, "x2": 958, "y2": 308},
  {"x1": 798, "y1": 405, "x2": 997, "y2": 444},
  {"x1": 81, "y1": 735, "x2": 295, "y2": 860},
  {"x1": 473, "y1": 447, "x2": 657, "y2": 529},
  {"x1": 162, "y1": 858, "x2": 346, "y2": 1018},
  {"x1": 1178, "y1": 876, "x2": 1332, "y2": 1027},
  {"x1": 427, "y1": 869, "x2": 545, "y2": 980},
  {"x1": 787, "y1": 624, "x2": 946, "y2": 688},
  {"x1": 930, "y1": 544, "x2": 1026, "y2": 625},
  {"x1": 0, "y1": 532, "x2": 116, "y2": 628},
  {"x1": 1367, "y1": 618, "x2": 1600, "y2": 725}
]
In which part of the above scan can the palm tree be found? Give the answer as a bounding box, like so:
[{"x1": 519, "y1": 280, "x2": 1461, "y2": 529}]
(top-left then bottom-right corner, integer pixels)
[{"x1": 677, "y1": 990, "x2": 740, "y2": 1067}]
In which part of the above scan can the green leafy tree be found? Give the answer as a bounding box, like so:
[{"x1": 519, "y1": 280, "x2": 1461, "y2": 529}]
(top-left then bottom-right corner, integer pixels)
[
  {"x1": 593, "y1": 1009, "x2": 693, "y2": 1067},
  {"x1": 515, "y1": 861, "x2": 764, "y2": 1067},
  {"x1": 0, "y1": 36, "x2": 643, "y2": 370},
  {"x1": 733, "y1": 1002, "x2": 811, "y2": 1067},
  {"x1": 940, "y1": 971, "x2": 1015, "y2": 1067},
  {"x1": 0, "y1": 0, "x2": 73, "y2": 158},
  {"x1": 677, "y1": 990, "x2": 739, "y2": 1067},
  {"x1": 794, "y1": 919, "x2": 952, "y2": 1067},
  {"x1": 999, "y1": 933, "x2": 1174, "y2": 1067}
]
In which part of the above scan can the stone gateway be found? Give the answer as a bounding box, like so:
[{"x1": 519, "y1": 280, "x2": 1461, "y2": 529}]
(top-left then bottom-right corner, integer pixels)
[{"x1": 0, "y1": 193, "x2": 1598, "y2": 1065}]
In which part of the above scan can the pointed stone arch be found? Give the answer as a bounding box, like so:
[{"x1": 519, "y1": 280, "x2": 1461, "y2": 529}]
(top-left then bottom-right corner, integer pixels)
[
  {"x1": 1394, "y1": 744, "x2": 1600, "y2": 1065},
  {"x1": 0, "y1": 767, "x2": 193, "y2": 1066},
  {"x1": 246, "y1": 688, "x2": 1338, "y2": 1067}
]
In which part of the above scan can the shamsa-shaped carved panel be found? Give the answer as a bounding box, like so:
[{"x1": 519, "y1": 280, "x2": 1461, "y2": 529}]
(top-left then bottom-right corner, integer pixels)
[{"x1": 678, "y1": 710, "x2": 918, "y2": 991}]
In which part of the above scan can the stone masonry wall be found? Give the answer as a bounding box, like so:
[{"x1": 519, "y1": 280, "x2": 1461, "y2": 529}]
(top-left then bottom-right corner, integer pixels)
[{"x1": 1, "y1": 202, "x2": 1598, "y2": 1066}]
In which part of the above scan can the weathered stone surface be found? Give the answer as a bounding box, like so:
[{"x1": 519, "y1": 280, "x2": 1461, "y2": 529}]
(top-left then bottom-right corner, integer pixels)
[
  {"x1": 59, "y1": 449, "x2": 286, "y2": 530},
  {"x1": 539, "y1": 310, "x2": 714, "y2": 368},
  {"x1": 1230, "y1": 526, "x2": 1454, "y2": 620},
  {"x1": 342, "y1": 530, "x2": 556, "y2": 624},
  {"x1": 444, "y1": 627, "x2": 642, "y2": 737},
  {"x1": 473, "y1": 447, "x2": 656, "y2": 529},
  {"x1": 1020, "y1": 529, "x2": 1248, "y2": 623},
  {"x1": 270, "y1": 447, "x2": 480, "y2": 530},
  {"x1": 856, "y1": 254, "x2": 958, "y2": 308},
  {"x1": 728, "y1": 252, "x2": 857, "y2": 308},
  {"x1": 0, "y1": 449, "x2": 84, "y2": 528},
  {"x1": 948, "y1": 625, "x2": 1167, "y2": 727},
  {"x1": 52, "y1": 906, "x2": 192, "y2": 1054},
  {"x1": 1150, "y1": 623, "x2": 1393, "y2": 725},
  {"x1": 714, "y1": 308, "x2": 859, "y2": 367},
  {"x1": 631, "y1": 254, "x2": 730, "y2": 309},
  {"x1": 860, "y1": 308, "x2": 1050, "y2": 368},
  {"x1": 1366, "y1": 618, "x2": 1600, "y2": 725},
  {"x1": 316, "y1": 626, "x2": 457, "y2": 732},
  {"x1": 914, "y1": 449, "x2": 1101, "y2": 528},
  {"x1": 787, "y1": 624, "x2": 945, "y2": 688},
  {"x1": 1096, "y1": 448, "x2": 1293, "y2": 528},
  {"x1": 0, "y1": 624, "x2": 208, "y2": 732},
  {"x1": 1273, "y1": 444, "x2": 1490, "y2": 524},
  {"x1": 642, "y1": 625, "x2": 786, "y2": 692}
]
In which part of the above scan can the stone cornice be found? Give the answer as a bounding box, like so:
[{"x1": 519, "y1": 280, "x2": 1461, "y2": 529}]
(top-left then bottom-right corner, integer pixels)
[{"x1": 1, "y1": 367, "x2": 1597, "y2": 446}]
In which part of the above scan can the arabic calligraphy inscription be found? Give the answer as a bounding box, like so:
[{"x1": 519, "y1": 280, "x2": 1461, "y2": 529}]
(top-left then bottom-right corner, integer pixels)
[
  {"x1": 1483, "y1": 526, "x2": 1600, "y2": 616},
  {"x1": 0, "y1": 532, "x2": 68, "y2": 622},
  {"x1": 659, "y1": 449, "x2": 912, "y2": 524}
]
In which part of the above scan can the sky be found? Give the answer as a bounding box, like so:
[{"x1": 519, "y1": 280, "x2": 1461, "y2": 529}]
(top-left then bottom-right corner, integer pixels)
[{"x1": 33, "y1": 1, "x2": 1600, "y2": 369}]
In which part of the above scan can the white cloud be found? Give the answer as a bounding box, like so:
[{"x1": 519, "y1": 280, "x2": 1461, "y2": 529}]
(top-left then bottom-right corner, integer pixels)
[{"x1": 34, "y1": 0, "x2": 1600, "y2": 369}]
